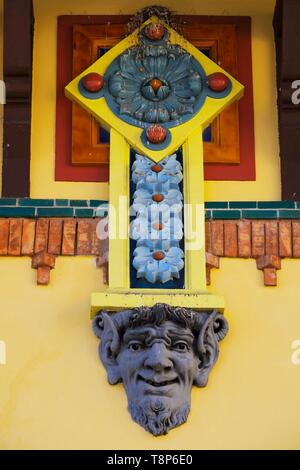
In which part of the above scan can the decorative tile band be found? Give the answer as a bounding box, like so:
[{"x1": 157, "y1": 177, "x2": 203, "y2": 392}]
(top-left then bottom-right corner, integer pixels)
[
  {"x1": 1, "y1": 199, "x2": 300, "y2": 218},
  {"x1": 0, "y1": 199, "x2": 108, "y2": 218}
]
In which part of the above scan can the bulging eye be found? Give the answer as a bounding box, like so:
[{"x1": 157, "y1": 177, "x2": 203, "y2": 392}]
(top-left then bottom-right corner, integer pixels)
[
  {"x1": 128, "y1": 342, "x2": 144, "y2": 352},
  {"x1": 173, "y1": 342, "x2": 189, "y2": 352}
]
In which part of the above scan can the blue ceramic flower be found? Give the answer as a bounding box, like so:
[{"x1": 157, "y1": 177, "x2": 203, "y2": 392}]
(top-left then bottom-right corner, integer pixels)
[
  {"x1": 130, "y1": 209, "x2": 183, "y2": 241},
  {"x1": 132, "y1": 241, "x2": 184, "y2": 283},
  {"x1": 133, "y1": 183, "x2": 183, "y2": 211},
  {"x1": 132, "y1": 154, "x2": 183, "y2": 185},
  {"x1": 131, "y1": 152, "x2": 185, "y2": 284}
]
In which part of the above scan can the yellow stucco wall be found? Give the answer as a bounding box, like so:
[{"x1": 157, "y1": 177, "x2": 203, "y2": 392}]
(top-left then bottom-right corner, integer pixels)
[
  {"x1": 0, "y1": 257, "x2": 300, "y2": 450},
  {"x1": 30, "y1": 0, "x2": 280, "y2": 201},
  {"x1": 1, "y1": 0, "x2": 300, "y2": 451}
]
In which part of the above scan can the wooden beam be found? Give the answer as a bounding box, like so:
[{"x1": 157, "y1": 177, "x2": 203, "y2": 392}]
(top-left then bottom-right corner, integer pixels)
[
  {"x1": 2, "y1": 0, "x2": 34, "y2": 197},
  {"x1": 273, "y1": 0, "x2": 300, "y2": 199}
]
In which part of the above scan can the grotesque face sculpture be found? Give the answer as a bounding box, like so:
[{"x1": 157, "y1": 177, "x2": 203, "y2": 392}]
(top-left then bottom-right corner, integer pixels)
[{"x1": 93, "y1": 304, "x2": 228, "y2": 436}]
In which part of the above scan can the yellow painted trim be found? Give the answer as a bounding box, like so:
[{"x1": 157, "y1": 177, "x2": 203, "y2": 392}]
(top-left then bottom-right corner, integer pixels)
[
  {"x1": 91, "y1": 292, "x2": 225, "y2": 317},
  {"x1": 65, "y1": 16, "x2": 244, "y2": 162},
  {"x1": 108, "y1": 129, "x2": 130, "y2": 289},
  {"x1": 183, "y1": 131, "x2": 207, "y2": 291},
  {"x1": 106, "y1": 288, "x2": 210, "y2": 295}
]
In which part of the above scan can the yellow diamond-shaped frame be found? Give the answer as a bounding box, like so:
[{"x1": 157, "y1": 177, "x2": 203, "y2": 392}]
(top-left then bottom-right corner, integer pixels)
[{"x1": 65, "y1": 16, "x2": 244, "y2": 163}]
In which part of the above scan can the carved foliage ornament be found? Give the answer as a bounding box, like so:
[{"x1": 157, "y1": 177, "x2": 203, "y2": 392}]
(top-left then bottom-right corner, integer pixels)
[
  {"x1": 106, "y1": 28, "x2": 204, "y2": 128},
  {"x1": 93, "y1": 304, "x2": 228, "y2": 436},
  {"x1": 78, "y1": 24, "x2": 232, "y2": 139}
]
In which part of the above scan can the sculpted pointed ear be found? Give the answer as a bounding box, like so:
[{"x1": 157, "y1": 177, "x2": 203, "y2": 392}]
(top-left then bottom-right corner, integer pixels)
[
  {"x1": 92, "y1": 312, "x2": 122, "y2": 385},
  {"x1": 194, "y1": 311, "x2": 228, "y2": 388}
]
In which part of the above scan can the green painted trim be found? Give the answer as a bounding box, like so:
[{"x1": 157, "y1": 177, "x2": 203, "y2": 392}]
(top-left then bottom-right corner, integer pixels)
[
  {"x1": 55, "y1": 199, "x2": 70, "y2": 206},
  {"x1": 257, "y1": 201, "x2": 295, "y2": 209},
  {"x1": 69, "y1": 200, "x2": 88, "y2": 207},
  {"x1": 0, "y1": 200, "x2": 299, "y2": 219},
  {"x1": 89, "y1": 200, "x2": 108, "y2": 207},
  {"x1": 0, "y1": 207, "x2": 36, "y2": 217},
  {"x1": 37, "y1": 208, "x2": 74, "y2": 217},
  {"x1": 75, "y1": 209, "x2": 94, "y2": 218},
  {"x1": 206, "y1": 202, "x2": 228, "y2": 209},
  {"x1": 19, "y1": 199, "x2": 54, "y2": 207},
  {"x1": 278, "y1": 210, "x2": 300, "y2": 219},
  {"x1": 229, "y1": 201, "x2": 257, "y2": 208},
  {"x1": 212, "y1": 210, "x2": 241, "y2": 219},
  {"x1": 0, "y1": 199, "x2": 17, "y2": 206},
  {"x1": 241, "y1": 210, "x2": 278, "y2": 219}
]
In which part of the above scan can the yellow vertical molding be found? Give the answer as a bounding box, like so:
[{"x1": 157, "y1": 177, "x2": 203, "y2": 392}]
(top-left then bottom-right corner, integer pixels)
[
  {"x1": 183, "y1": 130, "x2": 207, "y2": 292},
  {"x1": 108, "y1": 128, "x2": 130, "y2": 289}
]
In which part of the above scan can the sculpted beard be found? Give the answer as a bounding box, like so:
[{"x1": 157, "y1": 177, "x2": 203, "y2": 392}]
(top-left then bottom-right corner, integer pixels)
[{"x1": 128, "y1": 398, "x2": 190, "y2": 436}]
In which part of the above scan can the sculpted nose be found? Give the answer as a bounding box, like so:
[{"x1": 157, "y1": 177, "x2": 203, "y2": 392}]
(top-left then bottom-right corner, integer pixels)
[{"x1": 144, "y1": 342, "x2": 173, "y2": 372}]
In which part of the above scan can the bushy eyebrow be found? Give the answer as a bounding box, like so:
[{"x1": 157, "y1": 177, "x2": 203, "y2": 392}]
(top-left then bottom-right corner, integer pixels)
[
  {"x1": 123, "y1": 327, "x2": 194, "y2": 344},
  {"x1": 123, "y1": 330, "x2": 151, "y2": 343},
  {"x1": 167, "y1": 329, "x2": 194, "y2": 340}
]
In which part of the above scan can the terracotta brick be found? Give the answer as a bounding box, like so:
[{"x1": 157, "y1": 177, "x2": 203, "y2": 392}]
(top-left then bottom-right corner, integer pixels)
[
  {"x1": 251, "y1": 221, "x2": 265, "y2": 258},
  {"x1": 48, "y1": 219, "x2": 63, "y2": 255},
  {"x1": 77, "y1": 219, "x2": 92, "y2": 255},
  {"x1": 102, "y1": 263, "x2": 109, "y2": 285},
  {"x1": 37, "y1": 266, "x2": 51, "y2": 286},
  {"x1": 62, "y1": 219, "x2": 77, "y2": 255},
  {"x1": 237, "y1": 220, "x2": 251, "y2": 258},
  {"x1": 265, "y1": 221, "x2": 279, "y2": 256},
  {"x1": 8, "y1": 219, "x2": 23, "y2": 256},
  {"x1": 91, "y1": 218, "x2": 101, "y2": 255},
  {"x1": 224, "y1": 222, "x2": 238, "y2": 257},
  {"x1": 256, "y1": 254, "x2": 281, "y2": 270},
  {"x1": 97, "y1": 219, "x2": 109, "y2": 264},
  {"x1": 205, "y1": 252, "x2": 219, "y2": 286},
  {"x1": 206, "y1": 267, "x2": 212, "y2": 286},
  {"x1": 21, "y1": 219, "x2": 36, "y2": 255},
  {"x1": 34, "y1": 218, "x2": 49, "y2": 253},
  {"x1": 211, "y1": 221, "x2": 224, "y2": 256},
  {"x1": 32, "y1": 251, "x2": 56, "y2": 269},
  {"x1": 279, "y1": 221, "x2": 292, "y2": 257},
  {"x1": 0, "y1": 219, "x2": 10, "y2": 255},
  {"x1": 206, "y1": 252, "x2": 219, "y2": 269},
  {"x1": 292, "y1": 221, "x2": 300, "y2": 257},
  {"x1": 263, "y1": 268, "x2": 277, "y2": 287},
  {"x1": 205, "y1": 221, "x2": 212, "y2": 253}
]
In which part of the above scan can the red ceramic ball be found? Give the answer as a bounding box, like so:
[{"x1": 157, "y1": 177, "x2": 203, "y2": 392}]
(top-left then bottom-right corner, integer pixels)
[
  {"x1": 145, "y1": 22, "x2": 165, "y2": 41},
  {"x1": 82, "y1": 73, "x2": 104, "y2": 93},
  {"x1": 151, "y1": 164, "x2": 162, "y2": 173},
  {"x1": 146, "y1": 125, "x2": 167, "y2": 144},
  {"x1": 153, "y1": 223, "x2": 163, "y2": 231},
  {"x1": 152, "y1": 194, "x2": 165, "y2": 203},
  {"x1": 150, "y1": 78, "x2": 162, "y2": 92},
  {"x1": 153, "y1": 251, "x2": 165, "y2": 261},
  {"x1": 207, "y1": 73, "x2": 229, "y2": 92}
]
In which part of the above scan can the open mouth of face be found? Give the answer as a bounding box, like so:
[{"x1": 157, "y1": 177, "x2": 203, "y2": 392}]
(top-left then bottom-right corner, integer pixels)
[{"x1": 138, "y1": 375, "x2": 179, "y2": 387}]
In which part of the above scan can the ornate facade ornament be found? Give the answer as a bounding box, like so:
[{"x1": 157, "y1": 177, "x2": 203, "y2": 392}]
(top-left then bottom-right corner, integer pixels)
[
  {"x1": 66, "y1": 8, "x2": 243, "y2": 436},
  {"x1": 106, "y1": 29, "x2": 204, "y2": 128},
  {"x1": 131, "y1": 153, "x2": 184, "y2": 284},
  {"x1": 93, "y1": 304, "x2": 228, "y2": 436}
]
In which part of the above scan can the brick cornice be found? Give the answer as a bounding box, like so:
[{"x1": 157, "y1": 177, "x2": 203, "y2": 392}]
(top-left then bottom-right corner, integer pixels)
[
  {"x1": 0, "y1": 217, "x2": 107, "y2": 285},
  {"x1": 205, "y1": 219, "x2": 299, "y2": 286},
  {"x1": 0, "y1": 217, "x2": 299, "y2": 286}
]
